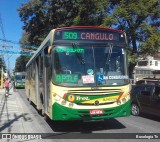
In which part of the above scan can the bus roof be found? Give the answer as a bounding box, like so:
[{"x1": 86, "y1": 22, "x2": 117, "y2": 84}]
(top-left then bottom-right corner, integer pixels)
[
  {"x1": 15, "y1": 72, "x2": 26, "y2": 75},
  {"x1": 55, "y1": 26, "x2": 124, "y2": 33}
]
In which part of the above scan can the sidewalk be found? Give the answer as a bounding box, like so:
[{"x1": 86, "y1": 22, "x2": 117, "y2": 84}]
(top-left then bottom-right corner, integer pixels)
[
  {"x1": 0, "y1": 88, "x2": 53, "y2": 125},
  {"x1": 0, "y1": 88, "x2": 40, "y2": 134},
  {"x1": 0, "y1": 87, "x2": 55, "y2": 142},
  {"x1": 0, "y1": 88, "x2": 27, "y2": 133}
]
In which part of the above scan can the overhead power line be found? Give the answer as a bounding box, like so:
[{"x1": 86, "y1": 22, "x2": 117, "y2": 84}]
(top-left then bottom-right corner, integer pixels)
[
  {"x1": 0, "y1": 13, "x2": 5, "y2": 41},
  {"x1": 0, "y1": 38, "x2": 38, "y2": 50}
]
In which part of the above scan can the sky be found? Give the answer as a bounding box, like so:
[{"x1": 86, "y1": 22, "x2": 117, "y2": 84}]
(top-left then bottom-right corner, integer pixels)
[{"x1": 0, "y1": 0, "x2": 29, "y2": 73}]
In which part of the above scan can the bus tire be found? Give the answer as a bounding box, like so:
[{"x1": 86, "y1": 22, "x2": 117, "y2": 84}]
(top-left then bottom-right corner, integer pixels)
[
  {"x1": 44, "y1": 114, "x2": 49, "y2": 121},
  {"x1": 131, "y1": 103, "x2": 140, "y2": 116},
  {"x1": 29, "y1": 98, "x2": 32, "y2": 105}
]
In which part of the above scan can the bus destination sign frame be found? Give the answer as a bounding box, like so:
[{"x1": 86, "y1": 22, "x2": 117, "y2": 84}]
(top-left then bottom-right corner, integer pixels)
[{"x1": 54, "y1": 28, "x2": 125, "y2": 42}]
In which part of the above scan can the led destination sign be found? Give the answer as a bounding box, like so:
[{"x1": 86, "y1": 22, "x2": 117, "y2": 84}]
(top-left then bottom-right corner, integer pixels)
[
  {"x1": 54, "y1": 28, "x2": 125, "y2": 42},
  {"x1": 63, "y1": 32, "x2": 115, "y2": 40}
]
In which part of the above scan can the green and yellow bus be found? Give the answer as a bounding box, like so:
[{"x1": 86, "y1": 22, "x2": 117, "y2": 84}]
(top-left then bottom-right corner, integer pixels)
[
  {"x1": 14, "y1": 72, "x2": 26, "y2": 89},
  {"x1": 25, "y1": 26, "x2": 130, "y2": 121}
]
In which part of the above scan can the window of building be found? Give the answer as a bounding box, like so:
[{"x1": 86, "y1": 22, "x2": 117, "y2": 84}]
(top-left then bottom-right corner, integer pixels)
[
  {"x1": 155, "y1": 61, "x2": 158, "y2": 66},
  {"x1": 150, "y1": 61, "x2": 152, "y2": 66}
]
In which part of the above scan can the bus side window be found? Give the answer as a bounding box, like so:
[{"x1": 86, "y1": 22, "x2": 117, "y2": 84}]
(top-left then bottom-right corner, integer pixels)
[
  {"x1": 29, "y1": 66, "x2": 31, "y2": 80},
  {"x1": 39, "y1": 55, "x2": 43, "y2": 79},
  {"x1": 32, "y1": 62, "x2": 35, "y2": 79},
  {"x1": 31, "y1": 63, "x2": 35, "y2": 79},
  {"x1": 31, "y1": 63, "x2": 33, "y2": 79},
  {"x1": 26, "y1": 68, "x2": 29, "y2": 80}
]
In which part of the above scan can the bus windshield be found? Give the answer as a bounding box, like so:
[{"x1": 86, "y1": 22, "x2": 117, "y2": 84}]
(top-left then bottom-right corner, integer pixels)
[
  {"x1": 52, "y1": 44, "x2": 129, "y2": 87},
  {"x1": 15, "y1": 75, "x2": 25, "y2": 82}
]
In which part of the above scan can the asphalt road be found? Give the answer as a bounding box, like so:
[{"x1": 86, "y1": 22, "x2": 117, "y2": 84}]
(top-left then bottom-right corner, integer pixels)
[{"x1": 16, "y1": 89, "x2": 160, "y2": 142}]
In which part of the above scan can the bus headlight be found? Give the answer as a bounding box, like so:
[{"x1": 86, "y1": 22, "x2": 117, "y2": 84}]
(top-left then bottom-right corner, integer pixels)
[
  {"x1": 69, "y1": 103, "x2": 74, "y2": 108},
  {"x1": 126, "y1": 94, "x2": 130, "y2": 100},
  {"x1": 61, "y1": 100, "x2": 66, "y2": 105},
  {"x1": 122, "y1": 98, "x2": 126, "y2": 103},
  {"x1": 54, "y1": 95, "x2": 61, "y2": 101},
  {"x1": 117, "y1": 100, "x2": 121, "y2": 105}
]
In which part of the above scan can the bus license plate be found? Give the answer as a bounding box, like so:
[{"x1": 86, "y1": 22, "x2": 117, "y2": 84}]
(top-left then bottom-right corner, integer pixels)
[{"x1": 90, "y1": 109, "x2": 104, "y2": 115}]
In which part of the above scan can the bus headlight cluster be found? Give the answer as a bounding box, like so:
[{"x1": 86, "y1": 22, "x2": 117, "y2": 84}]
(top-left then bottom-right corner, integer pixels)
[
  {"x1": 122, "y1": 98, "x2": 126, "y2": 103},
  {"x1": 117, "y1": 95, "x2": 129, "y2": 105},
  {"x1": 54, "y1": 95, "x2": 61, "y2": 101},
  {"x1": 53, "y1": 94, "x2": 74, "y2": 108}
]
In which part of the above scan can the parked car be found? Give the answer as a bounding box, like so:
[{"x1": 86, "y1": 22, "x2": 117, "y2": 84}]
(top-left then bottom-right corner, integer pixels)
[{"x1": 130, "y1": 84, "x2": 160, "y2": 116}]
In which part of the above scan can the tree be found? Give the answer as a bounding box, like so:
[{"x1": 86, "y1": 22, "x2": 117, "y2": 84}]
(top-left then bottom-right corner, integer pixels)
[
  {"x1": 0, "y1": 57, "x2": 6, "y2": 72},
  {"x1": 17, "y1": 0, "x2": 160, "y2": 77},
  {"x1": 18, "y1": 0, "x2": 108, "y2": 45},
  {"x1": 14, "y1": 55, "x2": 30, "y2": 72},
  {"x1": 103, "y1": 0, "x2": 160, "y2": 77}
]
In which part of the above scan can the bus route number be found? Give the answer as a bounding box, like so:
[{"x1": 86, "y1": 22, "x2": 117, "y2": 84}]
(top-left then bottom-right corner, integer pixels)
[{"x1": 63, "y1": 32, "x2": 78, "y2": 40}]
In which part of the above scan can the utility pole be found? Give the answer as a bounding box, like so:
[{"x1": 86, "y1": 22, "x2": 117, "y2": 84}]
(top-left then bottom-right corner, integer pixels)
[
  {"x1": 3, "y1": 46, "x2": 13, "y2": 77},
  {"x1": 0, "y1": 13, "x2": 5, "y2": 88},
  {"x1": 0, "y1": 13, "x2": 13, "y2": 79}
]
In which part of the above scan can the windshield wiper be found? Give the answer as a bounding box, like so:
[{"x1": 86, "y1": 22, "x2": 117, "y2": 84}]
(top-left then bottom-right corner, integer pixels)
[{"x1": 72, "y1": 42, "x2": 85, "y2": 64}]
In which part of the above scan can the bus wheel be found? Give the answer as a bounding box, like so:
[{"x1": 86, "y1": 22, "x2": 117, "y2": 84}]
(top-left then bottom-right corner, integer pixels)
[
  {"x1": 41, "y1": 105, "x2": 49, "y2": 121},
  {"x1": 29, "y1": 98, "x2": 32, "y2": 105},
  {"x1": 44, "y1": 114, "x2": 49, "y2": 121},
  {"x1": 131, "y1": 103, "x2": 140, "y2": 116}
]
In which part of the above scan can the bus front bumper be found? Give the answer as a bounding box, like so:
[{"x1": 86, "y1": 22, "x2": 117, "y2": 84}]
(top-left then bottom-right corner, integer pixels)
[{"x1": 52, "y1": 100, "x2": 131, "y2": 121}]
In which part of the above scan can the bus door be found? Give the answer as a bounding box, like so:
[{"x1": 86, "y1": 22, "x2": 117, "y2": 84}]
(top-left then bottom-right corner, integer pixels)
[
  {"x1": 43, "y1": 49, "x2": 51, "y2": 114},
  {"x1": 35, "y1": 58, "x2": 40, "y2": 110}
]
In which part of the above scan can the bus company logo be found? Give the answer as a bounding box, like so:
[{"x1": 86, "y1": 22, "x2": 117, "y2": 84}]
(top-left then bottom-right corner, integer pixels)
[
  {"x1": 68, "y1": 95, "x2": 75, "y2": 102},
  {"x1": 76, "y1": 96, "x2": 89, "y2": 101}
]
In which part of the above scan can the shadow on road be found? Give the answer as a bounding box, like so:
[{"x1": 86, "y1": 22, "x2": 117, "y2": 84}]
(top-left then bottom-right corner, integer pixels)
[
  {"x1": 46, "y1": 118, "x2": 126, "y2": 133},
  {"x1": 0, "y1": 92, "x2": 32, "y2": 133}
]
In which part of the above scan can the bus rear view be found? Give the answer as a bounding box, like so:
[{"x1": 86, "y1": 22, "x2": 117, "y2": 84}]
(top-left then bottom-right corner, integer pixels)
[{"x1": 14, "y1": 72, "x2": 26, "y2": 89}]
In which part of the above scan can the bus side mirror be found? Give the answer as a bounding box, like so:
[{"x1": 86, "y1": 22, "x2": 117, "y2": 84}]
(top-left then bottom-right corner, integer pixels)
[{"x1": 44, "y1": 55, "x2": 51, "y2": 67}]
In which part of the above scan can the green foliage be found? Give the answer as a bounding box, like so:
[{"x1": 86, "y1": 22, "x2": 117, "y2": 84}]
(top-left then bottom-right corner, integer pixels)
[
  {"x1": 103, "y1": 0, "x2": 160, "y2": 75},
  {"x1": 72, "y1": 0, "x2": 108, "y2": 25},
  {"x1": 0, "y1": 57, "x2": 6, "y2": 72},
  {"x1": 17, "y1": 0, "x2": 160, "y2": 76},
  {"x1": 139, "y1": 25, "x2": 160, "y2": 55},
  {"x1": 14, "y1": 55, "x2": 30, "y2": 72},
  {"x1": 18, "y1": 0, "x2": 109, "y2": 45}
]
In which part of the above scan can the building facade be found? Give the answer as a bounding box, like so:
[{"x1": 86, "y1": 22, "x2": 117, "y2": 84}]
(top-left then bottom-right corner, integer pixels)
[{"x1": 133, "y1": 55, "x2": 160, "y2": 83}]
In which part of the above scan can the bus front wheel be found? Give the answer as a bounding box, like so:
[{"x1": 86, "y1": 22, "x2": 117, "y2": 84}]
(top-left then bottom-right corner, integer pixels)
[{"x1": 41, "y1": 104, "x2": 49, "y2": 121}]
